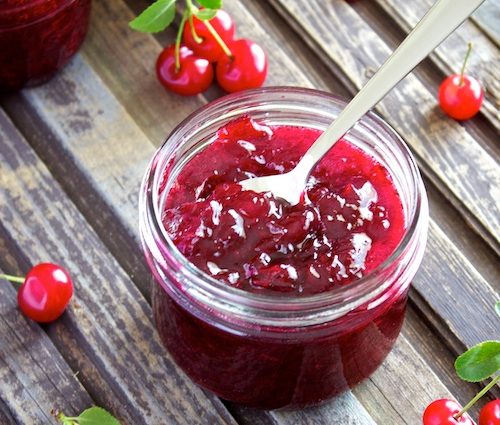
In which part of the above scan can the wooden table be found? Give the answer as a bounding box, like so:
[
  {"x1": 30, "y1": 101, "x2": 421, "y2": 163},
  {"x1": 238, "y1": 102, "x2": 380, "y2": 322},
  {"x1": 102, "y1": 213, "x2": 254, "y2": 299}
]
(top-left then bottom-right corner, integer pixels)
[{"x1": 1, "y1": 1, "x2": 498, "y2": 424}]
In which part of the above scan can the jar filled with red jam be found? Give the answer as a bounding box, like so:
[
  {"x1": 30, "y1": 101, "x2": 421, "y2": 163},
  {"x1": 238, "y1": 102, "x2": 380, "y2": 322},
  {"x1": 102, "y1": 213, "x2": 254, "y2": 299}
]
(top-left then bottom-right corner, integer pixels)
[
  {"x1": 0, "y1": 0, "x2": 91, "y2": 92},
  {"x1": 140, "y1": 88, "x2": 429, "y2": 409}
]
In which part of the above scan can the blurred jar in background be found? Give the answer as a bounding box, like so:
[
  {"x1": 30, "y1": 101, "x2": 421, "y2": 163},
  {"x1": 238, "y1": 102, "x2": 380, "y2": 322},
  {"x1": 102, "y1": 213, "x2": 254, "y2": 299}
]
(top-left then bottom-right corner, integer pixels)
[{"x1": 0, "y1": 0, "x2": 91, "y2": 92}]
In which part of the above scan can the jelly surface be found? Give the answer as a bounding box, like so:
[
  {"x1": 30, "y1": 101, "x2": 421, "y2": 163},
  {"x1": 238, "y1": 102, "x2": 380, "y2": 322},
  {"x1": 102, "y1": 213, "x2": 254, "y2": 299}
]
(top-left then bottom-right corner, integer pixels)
[{"x1": 162, "y1": 117, "x2": 405, "y2": 295}]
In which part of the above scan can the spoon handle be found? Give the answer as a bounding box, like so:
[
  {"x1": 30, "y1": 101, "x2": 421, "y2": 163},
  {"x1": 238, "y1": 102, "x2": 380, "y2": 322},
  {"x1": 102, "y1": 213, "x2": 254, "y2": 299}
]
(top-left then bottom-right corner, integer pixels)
[{"x1": 297, "y1": 0, "x2": 485, "y2": 174}]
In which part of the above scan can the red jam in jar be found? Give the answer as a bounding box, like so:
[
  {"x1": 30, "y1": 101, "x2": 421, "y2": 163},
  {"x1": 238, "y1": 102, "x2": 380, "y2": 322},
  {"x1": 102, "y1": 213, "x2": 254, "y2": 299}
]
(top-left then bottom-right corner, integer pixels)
[
  {"x1": 0, "y1": 0, "x2": 91, "y2": 92},
  {"x1": 140, "y1": 88, "x2": 428, "y2": 408},
  {"x1": 163, "y1": 116, "x2": 405, "y2": 295}
]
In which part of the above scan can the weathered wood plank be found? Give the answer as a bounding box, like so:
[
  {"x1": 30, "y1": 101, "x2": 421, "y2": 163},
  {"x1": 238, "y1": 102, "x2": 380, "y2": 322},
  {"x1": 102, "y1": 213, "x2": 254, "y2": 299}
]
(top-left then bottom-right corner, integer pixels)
[
  {"x1": 472, "y1": 0, "x2": 500, "y2": 46},
  {"x1": 1, "y1": 56, "x2": 154, "y2": 299},
  {"x1": 373, "y1": 0, "x2": 500, "y2": 132},
  {"x1": 417, "y1": 220, "x2": 499, "y2": 346},
  {"x1": 403, "y1": 302, "x2": 497, "y2": 417},
  {"x1": 0, "y1": 397, "x2": 17, "y2": 425},
  {"x1": 83, "y1": 0, "x2": 207, "y2": 146},
  {"x1": 2, "y1": 0, "x2": 497, "y2": 422},
  {"x1": 270, "y1": 392, "x2": 377, "y2": 425},
  {"x1": 422, "y1": 176, "x2": 500, "y2": 290},
  {"x1": 356, "y1": 332, "x2": 459, "y2": 425},
  {"x1": 271, "y1": 0, "x2": 500, "y2": 254},
  {"x1": 0, "y1": 109, "x2": 236, "y2": 425},
  {"x1": 0, "y1": 276, "x2": 93, "y2": 425}
]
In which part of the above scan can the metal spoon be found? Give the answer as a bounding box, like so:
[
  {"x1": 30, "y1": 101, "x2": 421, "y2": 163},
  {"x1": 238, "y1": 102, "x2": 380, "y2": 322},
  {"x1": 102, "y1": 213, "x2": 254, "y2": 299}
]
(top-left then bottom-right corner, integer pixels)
[{"x1": 240, "y1": 0, "x2": 485, "y2": 205}]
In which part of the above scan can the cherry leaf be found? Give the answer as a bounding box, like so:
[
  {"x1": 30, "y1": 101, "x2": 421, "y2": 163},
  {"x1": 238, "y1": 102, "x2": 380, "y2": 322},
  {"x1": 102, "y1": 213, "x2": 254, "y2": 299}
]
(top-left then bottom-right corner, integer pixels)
[
  {"x1": 195, "y1": 8, "x2": 218, "y2": 20},
  {"x1": 197, "y1": 0, "x2": 222, "y2": 9},
  {"x1": 129, "y1": 0, "x2": 176, "y2": 33},
  {"x1": 76, "y1": 407, "x2": 120, "y2": 425},
  {"x1": 455, "y1": 340, "x2": 500, "y2": 382}
]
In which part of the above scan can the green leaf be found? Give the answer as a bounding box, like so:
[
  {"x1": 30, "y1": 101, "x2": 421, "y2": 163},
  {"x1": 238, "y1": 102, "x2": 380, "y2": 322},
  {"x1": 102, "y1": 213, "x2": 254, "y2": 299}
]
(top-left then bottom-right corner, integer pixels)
[
  {"x1": 495, "y1": 301, "x2": 500, "y2": 317},
  {"x1": 455, "y1": 340, "x2": 500, "y2": 382},
  {"x1": 197, "y1": 0, "x2": 222, "y2": 9},
  {"x1": 195, "y1": 8, "x2": 218, "y2": 20},
  {"x1": 129, "y1": 0, "x2": 176, "y2": 33},
  {"x1": 76, "y1": 407, "x2": 120, "y2": 425}
]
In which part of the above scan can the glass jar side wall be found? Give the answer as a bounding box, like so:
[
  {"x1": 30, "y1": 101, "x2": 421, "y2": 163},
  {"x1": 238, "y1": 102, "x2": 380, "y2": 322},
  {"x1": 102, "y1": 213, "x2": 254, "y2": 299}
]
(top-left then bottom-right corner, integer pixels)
[
  {"x1": 152, "y1": 275, "x2": 408, "y2": 408},
  {"x1": 140, "y1": 88, "x2": 428, "y2": 408}
]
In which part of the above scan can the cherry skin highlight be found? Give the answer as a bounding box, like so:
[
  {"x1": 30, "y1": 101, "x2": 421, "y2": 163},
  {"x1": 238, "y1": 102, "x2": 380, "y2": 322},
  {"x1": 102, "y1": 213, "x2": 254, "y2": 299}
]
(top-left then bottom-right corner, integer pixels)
[
  {"x1": 182, "y1": 9, "x2": 235, "y2": 62},
  {"x1": 479, "y1": 400, "x2": 500, "y2": 425},
  {"x1": 156, "y1": 44, "x2": 213, "y2": 96},
  {"x1": 17, "y1": 263, "x2": 73, "y2": 323},
  {"x1": 216, "y1": 39, "x2": 268, "y2": 92},
  {"x1": 438, "y1": 74, "x2": 483, "y2": 120},
  {"x1": 423, "y1": 399, "x2": 476, "y2": 425}
]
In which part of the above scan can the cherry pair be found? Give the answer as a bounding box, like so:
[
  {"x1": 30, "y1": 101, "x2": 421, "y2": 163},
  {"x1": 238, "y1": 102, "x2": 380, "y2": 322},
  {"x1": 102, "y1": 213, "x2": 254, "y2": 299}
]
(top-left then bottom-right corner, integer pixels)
[
  {"x1": 423, "y1": 398, "x2": 499, "y2": 424},
  {"x1": 156, "y1": 10, "x2": 267, "y2": 96}
]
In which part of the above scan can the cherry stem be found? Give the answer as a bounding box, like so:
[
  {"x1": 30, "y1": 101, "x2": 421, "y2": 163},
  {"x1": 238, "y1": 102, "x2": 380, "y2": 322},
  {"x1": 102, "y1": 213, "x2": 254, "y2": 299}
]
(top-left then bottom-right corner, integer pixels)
[
  {"x1": 203, "y1": 19, "x2": 233, "y2": 58},
  {"x1": 185, "y1": 0, "x2": 202, "y2": 43},
  {"x1": 175, "y1": 9, "x2": 189, "y2": 72},
  {"x1": 188, "y1": 12, "x2": 202, "y2": 43},
  {"x1": 0, "y1": 273, "x2": 24, "y2": 284},
  {"x1": 455, "y1": 375, "x2": 500, "y2": 419},
  {"x1": 56, "y1": 412, "x2": 80, "y2": 425},
  {"x1": 183, "y1": 0, "x2": 232, "y2": 58},
  {"x1": 459, "y1": 42, "x2": 473, "y2": 86}
]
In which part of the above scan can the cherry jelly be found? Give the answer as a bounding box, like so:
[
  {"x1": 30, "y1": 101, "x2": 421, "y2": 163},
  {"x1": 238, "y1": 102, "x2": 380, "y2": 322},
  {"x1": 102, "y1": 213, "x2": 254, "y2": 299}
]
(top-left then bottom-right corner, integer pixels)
[
  {"x1": 0, "y1": 0, "x2": 91, "y2": 92},
  {"x1": 140, "y1": 88, "x2": 428, "y2": 408}
]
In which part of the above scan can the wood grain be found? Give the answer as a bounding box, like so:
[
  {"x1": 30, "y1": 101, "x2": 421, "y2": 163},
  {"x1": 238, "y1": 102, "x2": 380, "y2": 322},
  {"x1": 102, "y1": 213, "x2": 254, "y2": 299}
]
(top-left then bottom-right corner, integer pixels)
[
  {"x1": 472, "y1": 0, "x2": 500, "y2": 46},
  {"x1": 271, "y1": 0, "x2": 500, "y2": 253},
  {"x1": 238, "y1": 0, "x2": 351, "y2": 96},
  {"x1": 1, "y1": 55, "x2": 155, "y2": 299},
  {"x1": 416, "y1": 221, "x2": 499, "y2": 346},
  {"x1": 0, "y1": 397, "x2": 17, "y2": 425},
  {"x1": 403, "y1": 303, "x2": 495, "y2": 418},
  {"x1": 0, "y1": 109, "x2": 236, "y2": 425}
]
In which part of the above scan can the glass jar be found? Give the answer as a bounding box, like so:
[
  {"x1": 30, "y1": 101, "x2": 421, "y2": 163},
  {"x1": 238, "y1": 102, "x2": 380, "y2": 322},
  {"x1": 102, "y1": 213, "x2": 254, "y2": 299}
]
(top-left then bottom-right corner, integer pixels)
[
  {"x1": 140, "y1": 87, "x2": 429, "y2": 409},
  {"x1": 0, "y1": 0, "x2": 91, "y2": 92}
]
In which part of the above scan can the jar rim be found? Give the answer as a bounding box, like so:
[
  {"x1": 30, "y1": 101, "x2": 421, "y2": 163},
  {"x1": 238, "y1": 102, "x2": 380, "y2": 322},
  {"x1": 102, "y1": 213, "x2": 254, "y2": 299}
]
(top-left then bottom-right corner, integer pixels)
[{"x1": 141, "y1": 86, "x2": 428, "y2": 324}]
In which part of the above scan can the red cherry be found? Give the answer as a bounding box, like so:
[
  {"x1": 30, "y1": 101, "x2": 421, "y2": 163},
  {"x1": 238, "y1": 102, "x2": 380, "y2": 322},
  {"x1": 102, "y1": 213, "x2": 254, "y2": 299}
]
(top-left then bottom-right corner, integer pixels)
[
  {"x1": 438, "y1": 43, "x2": 483, "y2": 121},
  {"x1": 216, "y1": 39, "x2": 268, "y2": 93},
  {"x1": 156, "y1": 44, "x2": 214, "y2": 96},
  {"x1": 182, "y1": 9, "x2": 235, "y2": 62},
  {"x1": 423, "y1": 399, "x2": 476, "y2": 425},
  {"x1": 438, "y1": 74, "x2": 483, "y2": 120},
  {"x1": 17, "y1": 263, "x2": 73, "y2": 323},
  {"x1": 479, "y1": 400, "x2": 500, "y2": 425}
]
